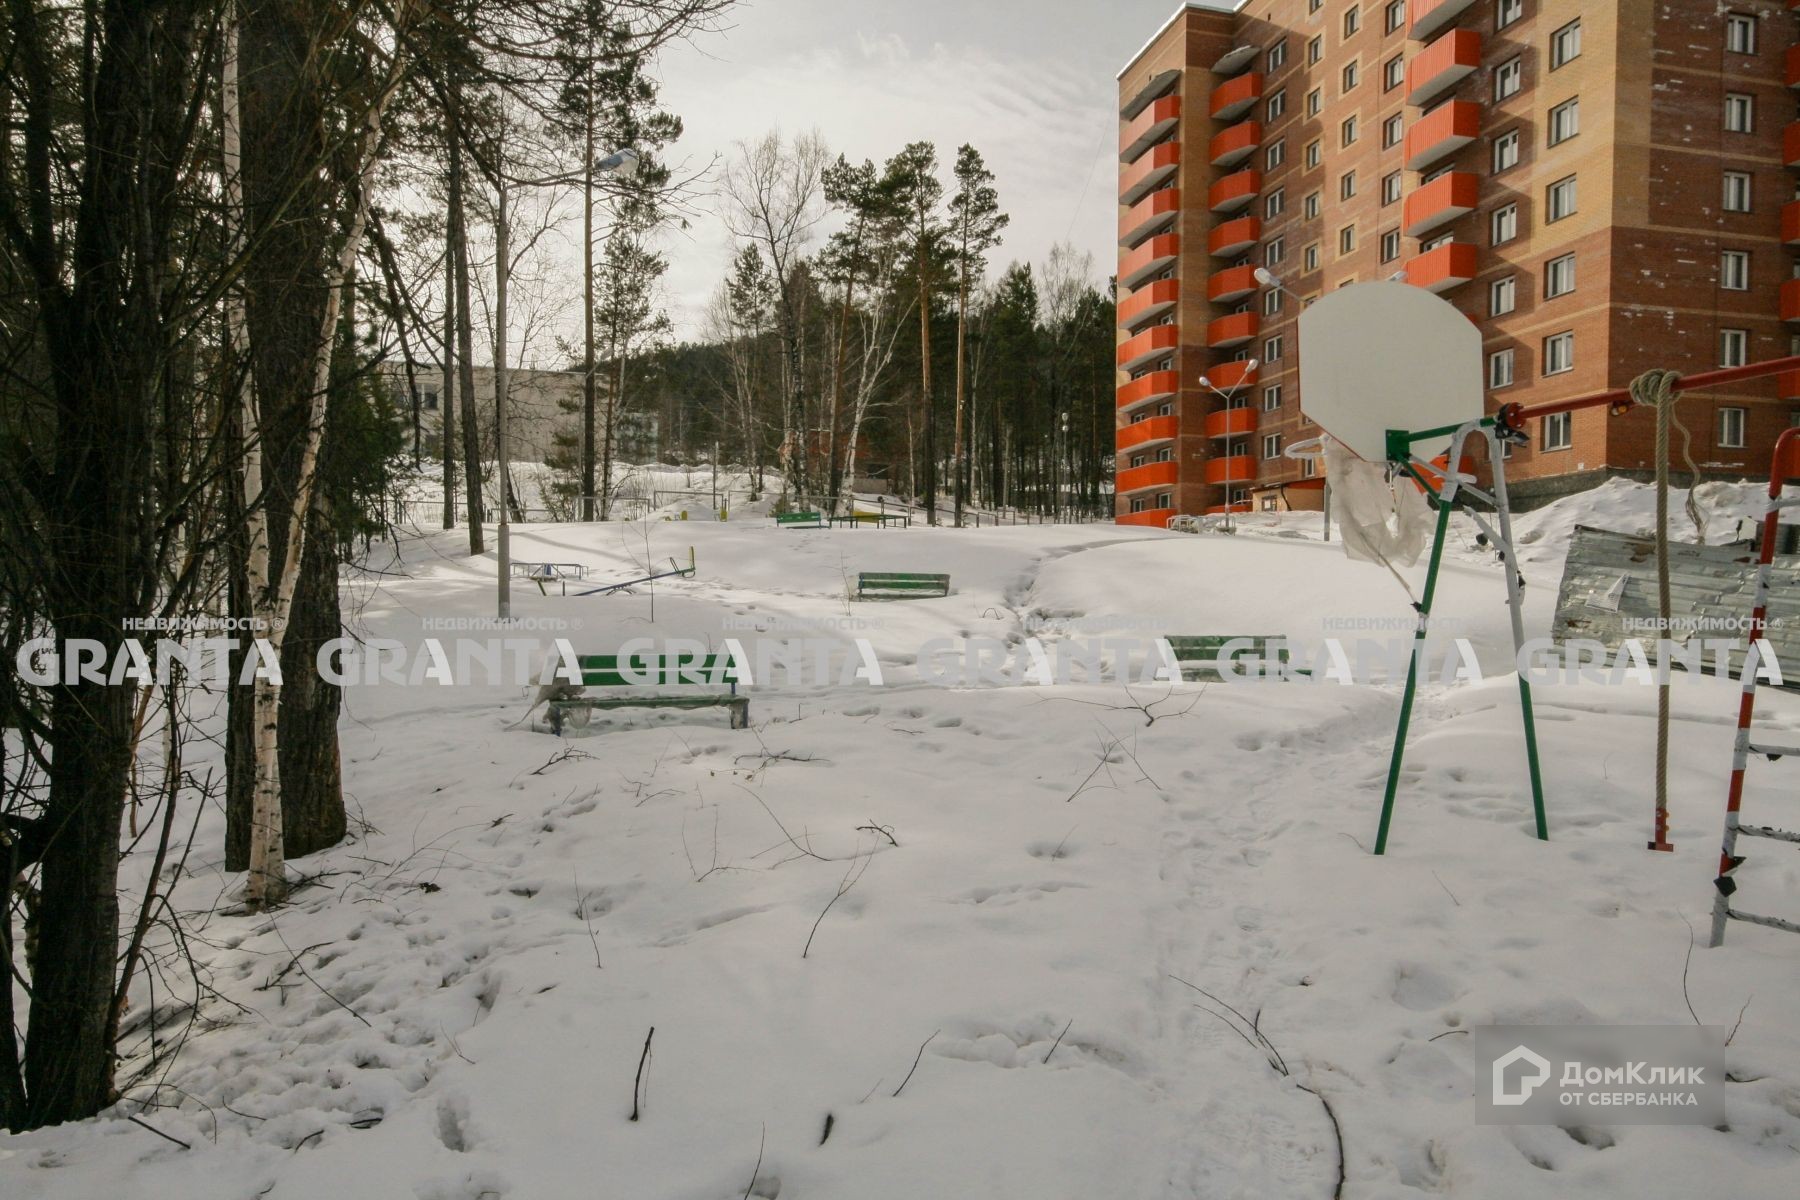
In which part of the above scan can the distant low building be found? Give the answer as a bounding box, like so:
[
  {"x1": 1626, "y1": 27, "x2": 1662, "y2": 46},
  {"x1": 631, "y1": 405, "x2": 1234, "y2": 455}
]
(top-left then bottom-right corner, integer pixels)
[{"x1": 378, "y1": 363, "x2": 658, "y2": 464}]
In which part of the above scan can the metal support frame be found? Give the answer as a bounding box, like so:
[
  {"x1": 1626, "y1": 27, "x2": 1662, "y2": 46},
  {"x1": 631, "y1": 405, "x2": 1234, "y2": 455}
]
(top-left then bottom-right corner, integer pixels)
[{"x1": 1373, "y1": 417, "x2": 1548, "y2": 854}]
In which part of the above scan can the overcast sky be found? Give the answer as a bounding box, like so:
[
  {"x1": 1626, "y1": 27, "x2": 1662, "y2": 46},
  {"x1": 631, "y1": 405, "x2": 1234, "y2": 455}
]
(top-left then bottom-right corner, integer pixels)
[{"x1": 648, "y1": 0, "x2": 1209, "y2": 337}]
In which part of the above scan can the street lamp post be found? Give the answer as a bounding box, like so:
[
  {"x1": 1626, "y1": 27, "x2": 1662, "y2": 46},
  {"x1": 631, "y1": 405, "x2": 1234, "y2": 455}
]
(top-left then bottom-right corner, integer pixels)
[
  {"x1": 498, "y1": 147, "x2": 638, "y2": 620},
  {"x1": 1196, "y1": 357, "x2": 1258, "y2": 533}
]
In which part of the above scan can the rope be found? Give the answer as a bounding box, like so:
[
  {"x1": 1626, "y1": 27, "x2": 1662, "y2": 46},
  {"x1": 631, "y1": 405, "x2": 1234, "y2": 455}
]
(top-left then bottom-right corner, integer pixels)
[{"x1": 1630, "y1": 368, "x2": 1684, "y2": 850}]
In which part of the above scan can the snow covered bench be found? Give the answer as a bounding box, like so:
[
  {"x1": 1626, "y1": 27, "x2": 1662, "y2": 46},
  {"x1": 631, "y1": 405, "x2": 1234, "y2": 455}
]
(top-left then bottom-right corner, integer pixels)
[
  {"x1": 1162, "y1": 636, "x2": 1292, "y2": 682},
  {"x1": 511, "y1": 561, "x2": 588, "y2": 596},
  {"x1": 856, "y1": 572, "x2": 949, "y2": 600},
  {"x1": 775, "y1": 511, "x2": 825, "y2": 528},
  {"x1": 545, "y1": 652, "x2": 749, "y2": 735}
]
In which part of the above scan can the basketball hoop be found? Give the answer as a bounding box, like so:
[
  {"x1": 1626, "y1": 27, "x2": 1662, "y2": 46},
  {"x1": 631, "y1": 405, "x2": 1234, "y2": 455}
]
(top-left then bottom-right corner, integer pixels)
[{"x1": 1322, "y1": 437, "x2": 1434, "y2": 587}]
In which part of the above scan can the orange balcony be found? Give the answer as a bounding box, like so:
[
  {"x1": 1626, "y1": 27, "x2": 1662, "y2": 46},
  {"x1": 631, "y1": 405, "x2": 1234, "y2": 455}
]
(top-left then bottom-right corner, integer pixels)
[
  {"x1": 1787, "y1": 122, "x2": 1800, "y2": 168},
  {"x1": 1780, "y1": 370, "x2": 1800, "y2": 400},
  {"x1": 1121, "y1": 233, "x2": 1180, "y2": 289},
  {"x1": 1121, "y1": 142, "x2": 1180, "y2": 206},
  {"x1": 1204, "y1": 502, "x2": 1253, "y2": 515},
  {"x1": 1121, "y1": 96, "x2": 1181, "y2": 162},
  {"x1": 1208, "y1": 169, "x2": 1262, "y2": 214},
  {"x1": 1119, "y1": 279, "x2": 1181, "y2": 330},
  {"x1": 1117, "y1": 507, "x2": 1175, "y2": 528},
  {"x1": 1203, "y1": 454, "x2": 1255, "y2": 486},
  {"x1": 1120, "y1": 188, "x2": 1180, "y2": 246},
  {"x1": 1788, "y1": 46, "x2": 1800, "y2": 89},
  {"x1": 1208, "y1": 215, "x2": 1262, "y2": 257},
  {"x1": 1405, "y1": 241, "x2": 1478, "y2": 293},
  {"x1": 1117, "y1": 369, "x2": 1180, "y2": 410},
  {"x1": 1407, "y1": 29, "x2": 1482, "y2": 107},
  {"x1": 1784, "y1": 201, "x2": 1800, "y2": 246},
  {"x1": 1782, "y1": 278, "x2": 1800, "y2": 322},
  {"x1": 1402, "y1": 171, "x2": 1480, "y2": 238},
  {"x1": 1117, "y1": 324, "x2": 1179, "y2": 371},
  {"x1": 1209, "y1": 263, "x2": 1260, "y2": 303},
  {"x1": 1117, "y1": 460, "x2": 1180, "y2": 493},
  {"x1": 1403, "y1": 100, "x2": 1482, "y2": 171},
  {"x1": 1204, "y1": 408, "x2": 1257, "y2": 438},
  {"x1": 1117, "y1": 413, "x2": 1180, "y2": 452},
  {"x1": 1206, "y1": 311, "x2": 1259, "y2": 349},
  {"x1": 1407, "y1": 0, "x2": 1477, "y2": 42},
  {"x1": 1209, "y1": 120, "x2": 1263, "y2": 168},
  {"x1": 1208, "y1": 359, "x2": 1259, "y2": 391},
  {"x1": 1210, "y1": 72, "x2": 1264, "y2": 122}
]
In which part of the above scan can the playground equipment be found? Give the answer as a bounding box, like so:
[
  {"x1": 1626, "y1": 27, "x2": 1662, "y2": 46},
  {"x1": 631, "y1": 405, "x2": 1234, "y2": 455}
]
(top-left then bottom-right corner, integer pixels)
[
  {"x1": 1298, "y1": 282, "x2": 1545, "y2": 856},
  {"x1": 1711, "y1": 425, "x2": 1800, "y2": 945},
  {"x1": 572, "y1": 547, "x2": 696, "y2": 596}
]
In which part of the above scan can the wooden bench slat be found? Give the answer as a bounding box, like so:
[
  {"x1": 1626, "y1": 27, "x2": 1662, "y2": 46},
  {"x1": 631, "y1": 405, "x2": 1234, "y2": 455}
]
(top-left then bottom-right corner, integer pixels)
[{"x1": 855, "y1": 571, "x2": 950, "y2": 599}]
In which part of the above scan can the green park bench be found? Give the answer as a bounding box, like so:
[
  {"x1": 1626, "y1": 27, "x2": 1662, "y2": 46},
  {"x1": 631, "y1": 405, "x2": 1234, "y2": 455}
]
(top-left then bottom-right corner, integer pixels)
[
  {"x1": 776, "y1": 511, "x2": 825, "y2": 528},
  {"x1": 1161, "y1": 636, "x2": 1294, "y2": 682},
  {"x1": 856, "y1": 571, "x2": 950, "y2": 600},
  {"x1": 546, "y1": 652, "x2": 748, "y2": 735}
]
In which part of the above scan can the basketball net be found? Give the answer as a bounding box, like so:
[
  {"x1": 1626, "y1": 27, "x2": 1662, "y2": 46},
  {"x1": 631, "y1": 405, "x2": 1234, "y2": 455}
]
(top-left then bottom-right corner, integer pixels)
[{"x1": 1321, "y1": 436, "x2": 1434, "y2": 600}]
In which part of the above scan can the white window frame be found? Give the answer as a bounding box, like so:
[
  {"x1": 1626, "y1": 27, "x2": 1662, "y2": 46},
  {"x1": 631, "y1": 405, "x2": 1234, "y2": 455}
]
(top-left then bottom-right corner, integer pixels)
[
  {"x1": 1491, "y1": 203, "x2": 1518, "y2": 245},
  {"x1": 1723, "y1": 171, "x2": 1753, "y2": 213},
  {"x1": 1266, "y1": 139, "x2": 1287, "y2": 169},
  {"x1": 1267, "y1": 39, "x2": 1288, "y2": 71},
  {"x1": 1543, "y1": 410, "x2": 1572, "y2": 450},
  {"x1": 1543, "y1": 331, "x2": 1575, "y2": 376},
  {"x1": 1262, "y1": 384, "x2": 1282, "y2": 412},
  {"x1": 1492, "y1": 129, "x2": 1520, "y2": 173},
  {"x1": 1719, "y1": 405, "x2": 1748, "y2": 448},
  {"x1": 1497, "y1": 0, "x2": 1523, "y2": 29},
  {"x1": 1545, "y1": 252, "x2": 1576, "y2": 298},
  {"x1": 1342, "y1": 60, "x2": 1360, "y2": 93},
  {"x1": 1265, "y1": 236, "x2": 1286, "y2": 265},
  {"x1": 1726, "y1": 13, "x2": 1756, "y2": 56},
  {"x1": 1382, "y1": 170, "x2": 1403, "y2": 205},
  {"x1": 1268, "y1": 89, "x2": 1287, "y2": 121},
  {"x1": 1719, "y1": 330, "x2": 1749, "y2": 368},
  {"x1": 1490, "y1": 275, "x2": 1516, "y2": 317},
  {"x1": 1262, "y1": 433, "x2": 1283, "y2": 460},
  {"x1": 1725, "y1": 92, "x2": 1755, "y2": 134},
  {"x1": 1380, "y1": 229, "x2": 1401, "y2": 262},
  {"x1": 1548, "y1": 98, "x2": 1579, "y2": 146},
  {"x1": 1385, "y1": 0, "x2": 1405, "y2": 34},
  {"x1": 1495, "y1": 57, "x2": 1522, "y2": 102},
  {"x1": 1264, "y1": 335, "x2": 1285, "y2": 361},
  {"x1": 1383, "y1": 113, "x2": 1403, "y2": 148},
  {"x1": 1550, "y1": 19, "x2": 1581, "y2": 69},
  {"x1": 1489, "y1": 348, "x2": 1515, "y2": 389},
  {"x1": 1384, "y1": 55, "x2": 1404, "y2": 91},
  {"x1": 1546, "y1": 175, "x2": 1577, "y2": 222},
  {"x1": 1266, "y1": 188, "x2": 1286, "y2": 218},
  {"x1": 1340, "y1": 169, "x2": 1357, "y2": 200},
  {"x1": 1721, "y1": 249, "x2": 1750, "y2": 291}
]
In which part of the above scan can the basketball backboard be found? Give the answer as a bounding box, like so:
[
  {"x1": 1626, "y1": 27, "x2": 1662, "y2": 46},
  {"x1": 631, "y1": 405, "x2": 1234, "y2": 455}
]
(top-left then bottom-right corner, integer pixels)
[{"x1": 1296, "y1": 281, "x2": 1482, "y2": 462}]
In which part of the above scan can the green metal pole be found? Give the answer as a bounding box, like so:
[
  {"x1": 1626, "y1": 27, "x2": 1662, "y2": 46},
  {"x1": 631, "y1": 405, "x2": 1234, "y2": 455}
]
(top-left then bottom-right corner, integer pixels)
[
  {"x1": 1517, "y1": 678, "x2": 1548, "y2": 839},
  {"x1": 1373, "y1": 490, "x2": 1455, "y2": 855}
]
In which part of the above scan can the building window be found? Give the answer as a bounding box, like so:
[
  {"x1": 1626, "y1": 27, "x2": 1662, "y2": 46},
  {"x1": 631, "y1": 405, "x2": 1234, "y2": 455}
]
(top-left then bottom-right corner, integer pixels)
[
  {"x1": 1726, "y1": 13, "x2": 1756, "y2": 55},
  {"x1": 1489, "y1": 348, "x2": 1515, "y2": 389},
  {"x1": 1306, "y1": 139, "x2": 1322, "y2": 169},
  {"x1": 1495, "y1": 57, "x2": 1522, "y2": 101},
  {"x1": 1385, "y1": 0, "x2": 1405, "y2": 34},
  {"x1": 1266, "y1": 139, "x2": 1286, "y2": 169},
  {"x1": 1263, "y1": 287, "x2": 1282, "y2": 315},
  {"x1": 1301, "y1": 455, "x2": 1317, "y2": 479},
  {"x1": 1546, "y1": 175, "x2": 1577, "y2": 222},
  {"x1": 1304, "y1": 190, "x2": 1321, "y2": 219},
  {"x1": 1543, "y1": 330, "x2": 1574, "y2": 375},
  {"x1": 1721, "y1": 249, "x2": 1750, "y2": 291},
  {"x1": 1719, "y1": 406, "x2": 1748, "y2": 448},
  {"x1": 1265, "y1": 335, "x2": 1284, "y2": 360},
  {"x1": 1263, "y1": 433, "x2": 1283, "y2": 459},
  {"x1": 1263, "y1": 384, "x2": 1282, "y2": 412},
  {"x1": 1543, "y1": 410, "x2": 1572, "y2": 450},
  {"x1": 1267, "y1": 89, "x2": 1288, "y2": 122},
  {"x1": 1492, "y1": 129, "x2": 1520, "y2": 173},
  {"x1": 1720, "y1": 329, "x2": 1749, "y2": 368},
  {"x1": 1266, "y1": 188, "x2": 1286, "y2": 218},
  {"x1": 1306, "y1": 87, "x2": 1323, "y2": 117},
  {"x1": 1550, "y1": 19, "x2": 1581, "y2": 69},
  {"x1": 1265, "y1": 236, "x2": 1286, "y2": 265},
  {"x1": 1723, "y1": 171, "x2": 1753, "y2": 212},
  {"x1": 1491, "y1": 203, "x2": 1518, "y2": 245},
  {"x1": 1497, "y1": 0, "x2": 1523, "y2": 29},
  {"x1": 1382, "y1": 170, "x2": 1403, "y2": 204},
  {"x1": 1338, "y1": 224, "x2": 1356, "y2": 254},
  {"x1": 1341, "y1": 115, "x2": 1358, "y2": 147},
  {"x1": 1545, "y1": 252, "x2": 1575, "y2": 297},
  {"x1": 1383, "y1": 113, "x2": 1403, "y2": 148},
  {"x1": 422, "y1": 390, "x2": 439, "y2": 411},
  {"x1": 1725, "y1": 93, "x2": 1755, "y2": 134},
  {"x1": 1380, "y1": 229, "x2": 1400, "y2": 262},
  {"x1": 1342, "y1": 60, "x2": 1360, "y2": 92},
  {"x1": 1385, "y1": 55, "x2": 1404, "y2": 90},
  {"x1": 1491, "y1": 275, "x2": 1516, "y2": 316},
  {"x1": 1308, "y1": 34, "x2": 1323, "y2": 65},
  {"x1": 1268, "y1": 39, "x2": 1288, "y2": 71},
  {"x1": 1343, "y1": 6, "x2": 1360, "y2": 37},
  {"x1": 1304, "y1": 242, "x2": 1320, "y2": 271},
  {"x1": 1340, "y1": 169, "x2": 1357, "y2": 200},
  {"x1": 1548, "y1": 98, "x2": 1579, "y2": 146}
]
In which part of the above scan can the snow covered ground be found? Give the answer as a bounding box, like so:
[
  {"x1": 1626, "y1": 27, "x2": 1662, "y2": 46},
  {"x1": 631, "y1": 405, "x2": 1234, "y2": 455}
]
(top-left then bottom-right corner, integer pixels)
[{"x1": 7, "y1": 479, "x2": 1800, "y2": 1199}]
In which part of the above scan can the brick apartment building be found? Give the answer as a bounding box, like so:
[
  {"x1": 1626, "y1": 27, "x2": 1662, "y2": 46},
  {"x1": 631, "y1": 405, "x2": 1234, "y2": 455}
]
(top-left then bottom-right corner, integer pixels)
[{"x1": 1116, "y1": 0, "x2": 1800, "y2": 526}]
